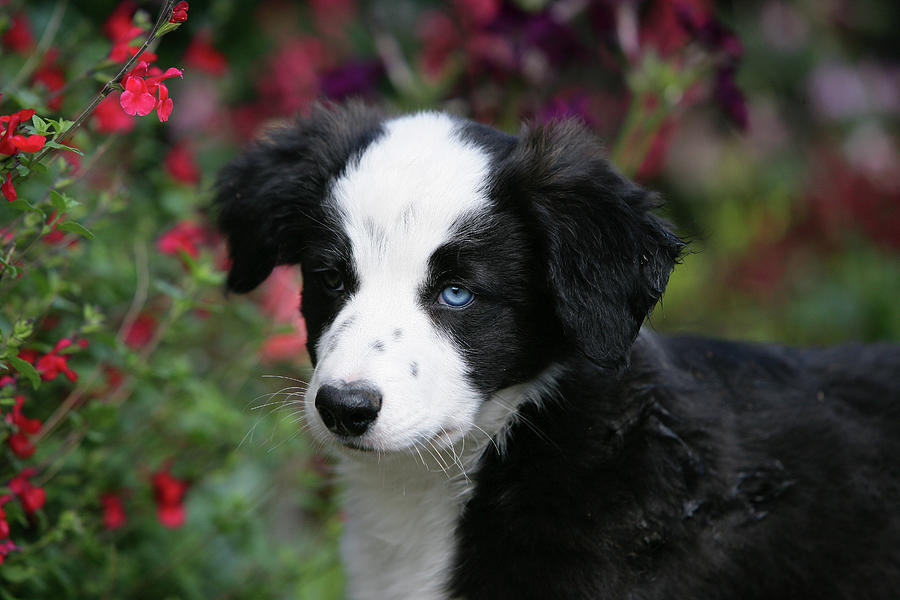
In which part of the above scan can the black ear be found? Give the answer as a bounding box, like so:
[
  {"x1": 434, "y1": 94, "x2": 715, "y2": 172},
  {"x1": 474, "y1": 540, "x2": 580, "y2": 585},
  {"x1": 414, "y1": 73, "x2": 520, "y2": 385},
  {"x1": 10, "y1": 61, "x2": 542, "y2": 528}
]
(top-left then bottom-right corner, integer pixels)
[
  {"x1": 501, "y1": 120, "x2": 684, "y2": 371},
  {"x1": 213, "y1": 103, "x2": 384, "y2": 293}
]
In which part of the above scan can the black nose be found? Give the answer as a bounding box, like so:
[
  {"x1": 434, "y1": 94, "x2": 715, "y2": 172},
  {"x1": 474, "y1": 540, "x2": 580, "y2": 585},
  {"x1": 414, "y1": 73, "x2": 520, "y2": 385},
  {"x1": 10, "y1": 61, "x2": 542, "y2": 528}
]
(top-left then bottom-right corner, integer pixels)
[{"x1": 314, "y1": 382, "x2": 382, "y2": 437}]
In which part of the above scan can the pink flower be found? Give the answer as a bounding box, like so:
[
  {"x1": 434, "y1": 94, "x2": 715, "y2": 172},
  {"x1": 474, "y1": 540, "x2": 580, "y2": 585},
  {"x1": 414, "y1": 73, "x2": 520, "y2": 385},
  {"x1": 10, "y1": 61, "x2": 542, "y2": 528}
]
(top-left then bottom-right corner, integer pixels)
[
  {"x1": 119, "y1": 62, "x2": 184, "y2": 120},
  {"x1": 119, "y1": 76, "x2": 157, "y2": 116},
  {"x1": 156, "y1": 84, "x2": 174, "y2": 122}
]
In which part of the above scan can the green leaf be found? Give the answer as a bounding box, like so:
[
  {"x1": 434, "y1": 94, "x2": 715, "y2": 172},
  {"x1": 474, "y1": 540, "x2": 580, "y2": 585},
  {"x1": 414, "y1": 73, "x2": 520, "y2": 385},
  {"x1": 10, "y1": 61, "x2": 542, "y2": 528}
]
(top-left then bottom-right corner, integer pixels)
[
  {"x1": 8, "y1": 198, "x2": 45, "y2": 217},
  {"x1": 0, "y1": 564, "x2": 35, "y2": 584},
  {"x1": 52, "y1": 118, "x2": 74, "y2": 133},
  {"x1": 155, "y1": 21, "x2": 183, "y2": 38},
  {"x1": 31, "y1": 114, "x2": 50, "y2": 135},
  {"x1": 57, "y1": 221, "x2": 95, "y2": 239},
  {"x1": 15, "y1": 164, "x2": 29, "y2": 177},
  {"x1": 44, "y1": 141, "x2": 83, "y2": 154},
  {"x1": 49, "y1": 189, "x2": 80, "y2": 211},
  {"x1": 7, "y1": 356, "x2": 40, "y2": 389}
]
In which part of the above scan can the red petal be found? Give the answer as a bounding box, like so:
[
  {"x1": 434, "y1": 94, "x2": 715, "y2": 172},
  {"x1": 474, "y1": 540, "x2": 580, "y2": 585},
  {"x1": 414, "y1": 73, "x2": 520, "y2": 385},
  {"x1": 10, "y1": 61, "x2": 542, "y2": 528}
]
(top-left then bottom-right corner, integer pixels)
[
  {"x1": 156, "y1": 97, "x2": 174, "y2": 122},
  {"x1": 8, "y1": 433, "x2": 35, "y2": 459},
  {"x1": 12, "y1": 134, "x2": 46, "y2": 153},
  {"x1": 1, "y1": 174, "x2": 15, "y2": 202},
  {"x1": 157, "y1": 502, "x2": 185, "y2": 528}
]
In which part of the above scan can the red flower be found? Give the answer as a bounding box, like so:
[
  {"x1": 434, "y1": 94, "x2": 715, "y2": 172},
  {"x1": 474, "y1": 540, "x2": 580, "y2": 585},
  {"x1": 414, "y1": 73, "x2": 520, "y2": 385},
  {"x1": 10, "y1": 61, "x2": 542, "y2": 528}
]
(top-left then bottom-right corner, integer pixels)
[
  {"x1": 152, "y1": 469, "x2": 188, "y2": 528},
  {"x1": 164, "y1": 143, "x2": 201, "y2": 185},
  {"x1": 0, "y1": 539, "x2": 17, "y2": 565},
  {"x1": 184, "y1": 32, "x2": 228, "y2": 76},
  {"x1": 104, "y1": 1, "x2": 145, "y2": 63},
  {"x1": 170, "y1": 1, "x2": 189, "y2": 23},
  {"x1": 311, "y1": 0, "x2": 356, "y2": 38},
  {"x1": 7, "y1": 433, "x2": 35, "y2": 459},
  {"x1": 2, "y1": 174, "x2": 16, "y2": 202},
  {"x1": 104, "y1": 1, "x2": 138, "y2": 41},
  {"x1": 1, "y1": 12, "x2": 35, "y2": 53},
  {"x1": 259, "y1": 38, "x2": 327, "y2": 115},
  {"x1": 33, "y1": 63, "x2": 66, "y2": 112},
  {"x1": 108, "y1": 24, "x2": 146, "y2": 62},
  {"x1": 156, "y1": 84, "x2": 174, "y2": 122},
  {"x1": 119, "y1": 75, "x2": 157, "y2": 116},
  {"x1": 8, "y1": 471, "x2": 45, "y2": 515},
  {"x1": 418, "y1": 12, "x2": 460, "y2": 77},
  {"x1": 21, "y1": 339, "x2": 81, "y2": 383},
  {"x1": 7, "y1": 395, "x2": 42, "y2": 435},
  {"x1": 93, "y1": 93, "x2": 135, "y2": 134},
  {"x1": 260, "y1": 330, "x2": 308, "y2": 363},
  {"x1": 119, "y1": 62, "x2": 184, "y2": 121},
  {"x1": 156, "y1": 220, "x2": 210, "y2": 259},
  {"x1": 123, "y1": 313, "x2": 157, "y2": 349},
  {"x1": 454, "y1": 0, "x2": 501, "y2": 30},
  {"x1": 0, "y1": 108, "x2": 47, "y2": 156},
  {"x1": 0, "y1": 512, "x2": 9, "y2": 540},
  {"x1": 101, "y1": 493, "x2": 127, "y2": 530}
]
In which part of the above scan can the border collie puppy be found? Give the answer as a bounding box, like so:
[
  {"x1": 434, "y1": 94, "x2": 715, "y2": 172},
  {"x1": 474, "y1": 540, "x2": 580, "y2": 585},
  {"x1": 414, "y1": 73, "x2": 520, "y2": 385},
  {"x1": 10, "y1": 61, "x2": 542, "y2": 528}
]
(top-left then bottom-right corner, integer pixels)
[{"x1": 214, "y1": 103, "x2": 900, "y2": 600}]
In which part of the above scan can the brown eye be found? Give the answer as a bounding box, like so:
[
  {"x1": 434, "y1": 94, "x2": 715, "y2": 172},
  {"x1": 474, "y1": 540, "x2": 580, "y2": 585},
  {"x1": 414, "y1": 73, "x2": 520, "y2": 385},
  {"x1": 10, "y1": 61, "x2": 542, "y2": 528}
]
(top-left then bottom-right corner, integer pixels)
[{"x1": 319, "y1": 269, "x2": 345, "y2": 292}]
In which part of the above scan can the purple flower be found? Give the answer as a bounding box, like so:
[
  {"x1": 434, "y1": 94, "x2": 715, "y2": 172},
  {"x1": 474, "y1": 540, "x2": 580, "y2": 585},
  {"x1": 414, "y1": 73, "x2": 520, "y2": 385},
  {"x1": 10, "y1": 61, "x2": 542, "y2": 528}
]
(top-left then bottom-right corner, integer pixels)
[
  {"x1": 675, "y1": 5, "x2": 742, "y2": 60},
  {"x1": 319, "y1": 60, "x2": 384, "y2": 101},
  {"x1": 714, "y1": 65, "x2": 748, "y2": 130},
  {"x1": 539, "y1": 93, "x2": 596, "y2": 127}
]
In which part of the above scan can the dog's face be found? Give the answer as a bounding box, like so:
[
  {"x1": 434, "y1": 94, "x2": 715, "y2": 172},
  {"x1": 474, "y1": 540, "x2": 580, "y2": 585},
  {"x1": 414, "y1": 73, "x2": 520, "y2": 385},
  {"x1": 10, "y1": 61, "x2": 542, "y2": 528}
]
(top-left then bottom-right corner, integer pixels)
[{"x1": 215, "y1": 105, "x2": 682, "y2": 456}]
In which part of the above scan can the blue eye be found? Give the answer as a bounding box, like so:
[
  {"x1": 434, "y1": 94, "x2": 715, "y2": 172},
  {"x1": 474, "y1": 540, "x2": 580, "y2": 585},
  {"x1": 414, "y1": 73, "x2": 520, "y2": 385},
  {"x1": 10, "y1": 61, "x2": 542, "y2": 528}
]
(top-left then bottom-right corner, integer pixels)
[{"x1": 438, "y1": 285, "x2": 474, "y2": 308}]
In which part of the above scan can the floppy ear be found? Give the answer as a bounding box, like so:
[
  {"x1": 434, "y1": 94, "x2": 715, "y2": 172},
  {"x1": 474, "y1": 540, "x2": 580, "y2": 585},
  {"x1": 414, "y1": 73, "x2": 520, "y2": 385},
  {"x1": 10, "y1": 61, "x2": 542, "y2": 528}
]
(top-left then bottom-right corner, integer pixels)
[
  {"x1": 213, "y1": 103, "x2": 384, "y2": 293},
  {"x1": 500, "y1": 120, "x2": 684, "y2": 371}
]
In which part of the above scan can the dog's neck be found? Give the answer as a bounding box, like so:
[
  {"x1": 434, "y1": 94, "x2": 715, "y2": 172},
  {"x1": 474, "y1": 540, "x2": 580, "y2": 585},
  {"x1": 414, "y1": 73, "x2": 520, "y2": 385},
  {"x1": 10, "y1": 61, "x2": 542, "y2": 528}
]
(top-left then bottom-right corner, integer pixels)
[{"x1": 335, "y1": 365, "x2": 563, "y2": 600}]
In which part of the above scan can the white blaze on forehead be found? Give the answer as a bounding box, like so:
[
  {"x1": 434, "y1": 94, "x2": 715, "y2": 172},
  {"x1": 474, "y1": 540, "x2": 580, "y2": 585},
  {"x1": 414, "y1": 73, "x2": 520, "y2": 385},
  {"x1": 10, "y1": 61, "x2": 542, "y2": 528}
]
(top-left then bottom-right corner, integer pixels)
[
  {"x1": 307, "y1": 112, "x2": 495, "y2": 452},
  {"x1": 330, "y1": 111, "x2": 492, "y2": 288}
]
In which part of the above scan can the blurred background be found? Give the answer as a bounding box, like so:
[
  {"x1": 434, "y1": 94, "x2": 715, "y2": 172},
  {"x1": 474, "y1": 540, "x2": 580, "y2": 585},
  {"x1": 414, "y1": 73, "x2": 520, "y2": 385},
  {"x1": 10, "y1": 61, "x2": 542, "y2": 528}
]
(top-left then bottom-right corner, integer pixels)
[{"x1": 0, "y1": 0, "x2": 897, "y2": 597}]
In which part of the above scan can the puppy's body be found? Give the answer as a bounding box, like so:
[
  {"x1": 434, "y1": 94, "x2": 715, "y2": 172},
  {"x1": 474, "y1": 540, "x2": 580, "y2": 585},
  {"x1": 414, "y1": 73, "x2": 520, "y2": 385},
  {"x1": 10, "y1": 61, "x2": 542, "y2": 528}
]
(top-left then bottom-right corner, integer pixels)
[{"x1": 215, "y1": 105, "x2": 900, "y2": 599}]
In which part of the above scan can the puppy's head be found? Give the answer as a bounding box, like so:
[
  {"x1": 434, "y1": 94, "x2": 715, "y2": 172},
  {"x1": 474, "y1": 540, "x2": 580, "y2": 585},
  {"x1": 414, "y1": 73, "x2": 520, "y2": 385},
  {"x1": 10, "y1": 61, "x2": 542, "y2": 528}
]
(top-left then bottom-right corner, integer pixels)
[{"x1": 215, "y1": 104, "x2": 682, "y2": 455}]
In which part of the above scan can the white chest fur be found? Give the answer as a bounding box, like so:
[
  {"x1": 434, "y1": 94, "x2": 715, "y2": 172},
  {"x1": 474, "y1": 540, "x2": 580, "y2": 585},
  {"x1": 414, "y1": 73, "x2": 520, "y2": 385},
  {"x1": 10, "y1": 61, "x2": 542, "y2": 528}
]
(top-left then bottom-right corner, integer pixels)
[{"x1": 338, "y1": 456, "x2": 472, "y2": 600}]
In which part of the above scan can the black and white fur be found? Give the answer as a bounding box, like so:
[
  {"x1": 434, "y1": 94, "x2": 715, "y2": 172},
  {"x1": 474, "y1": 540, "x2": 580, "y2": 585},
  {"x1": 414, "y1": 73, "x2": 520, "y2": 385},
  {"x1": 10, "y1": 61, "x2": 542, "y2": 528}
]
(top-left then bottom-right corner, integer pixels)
[{"x1": 215, "y1": 103, "x2": 900, "y2": 600}]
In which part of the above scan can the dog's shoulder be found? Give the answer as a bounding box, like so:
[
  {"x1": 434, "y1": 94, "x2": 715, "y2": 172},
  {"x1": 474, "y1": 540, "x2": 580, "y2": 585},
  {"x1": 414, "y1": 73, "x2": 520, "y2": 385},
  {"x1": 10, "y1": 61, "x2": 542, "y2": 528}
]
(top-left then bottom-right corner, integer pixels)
[{"x1": 451, "y1": 332, "x2": 900, "y2": 599}]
